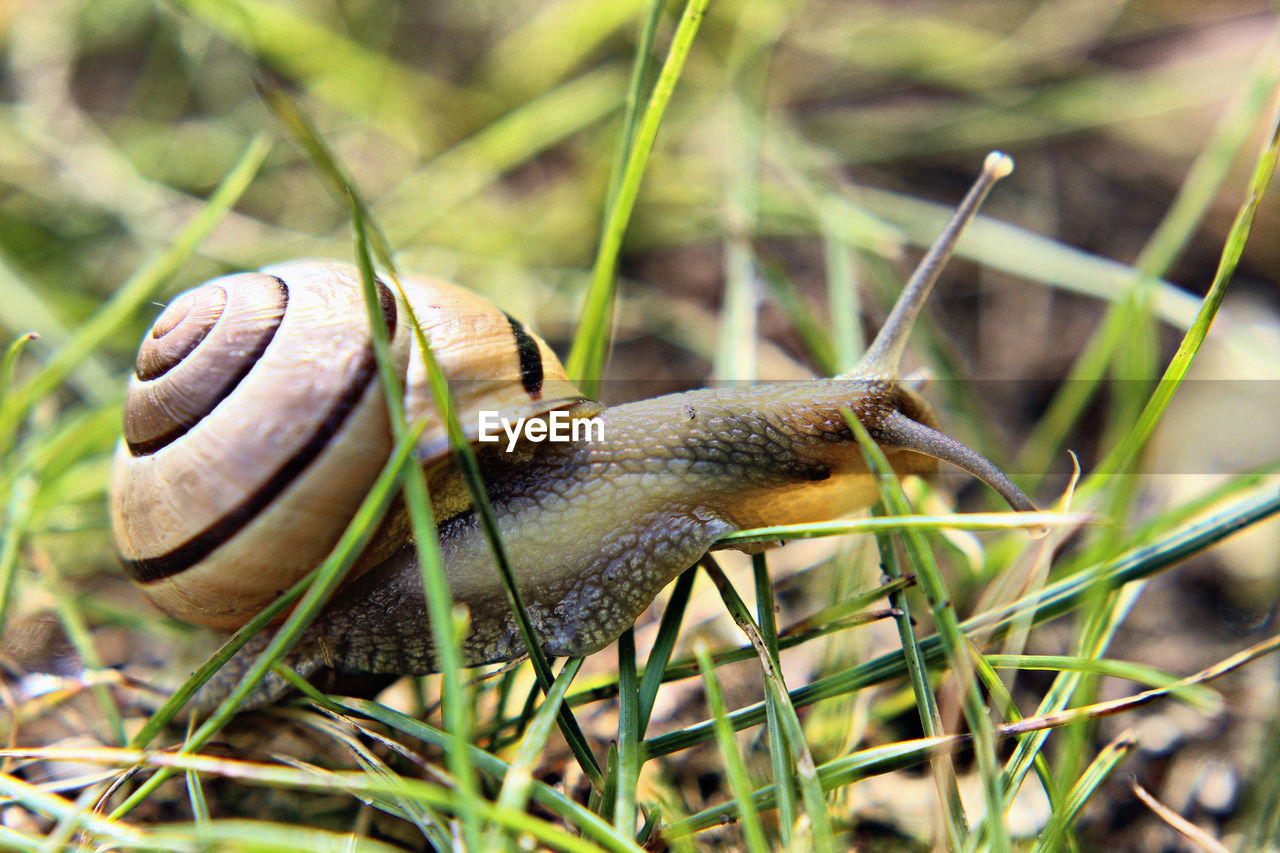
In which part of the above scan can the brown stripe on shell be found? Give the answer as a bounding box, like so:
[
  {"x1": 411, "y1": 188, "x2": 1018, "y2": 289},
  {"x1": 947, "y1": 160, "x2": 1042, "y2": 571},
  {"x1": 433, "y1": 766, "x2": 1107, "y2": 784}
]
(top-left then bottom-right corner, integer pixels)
[
  {"x1": 122, "y1": 279, "x2": 399, "y2": 584},
  {"x1": 505, "y1": 313, "x2": 544, "y2": 398}
]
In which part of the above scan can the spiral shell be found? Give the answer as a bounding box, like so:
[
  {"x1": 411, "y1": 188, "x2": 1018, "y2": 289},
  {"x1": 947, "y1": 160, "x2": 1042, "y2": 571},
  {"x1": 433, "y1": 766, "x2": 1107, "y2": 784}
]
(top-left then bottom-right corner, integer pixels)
[{"x1": 110, "y1": 260, "x2": 590, "y2": 629}]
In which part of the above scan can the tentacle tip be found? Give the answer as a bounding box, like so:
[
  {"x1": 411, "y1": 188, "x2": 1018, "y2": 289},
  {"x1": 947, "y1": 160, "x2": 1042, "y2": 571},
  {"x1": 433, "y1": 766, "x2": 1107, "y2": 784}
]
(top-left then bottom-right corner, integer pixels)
[{"x1": 984, "y1": 151, "x2": 1014, "y2": 180}]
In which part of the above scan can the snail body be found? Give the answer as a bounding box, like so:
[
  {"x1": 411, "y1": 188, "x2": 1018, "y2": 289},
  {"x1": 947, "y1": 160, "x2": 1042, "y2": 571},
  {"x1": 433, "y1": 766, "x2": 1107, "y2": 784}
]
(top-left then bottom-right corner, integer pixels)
[{"x1": 111, "y1": 154, "x2": 1032, "y2": 708}]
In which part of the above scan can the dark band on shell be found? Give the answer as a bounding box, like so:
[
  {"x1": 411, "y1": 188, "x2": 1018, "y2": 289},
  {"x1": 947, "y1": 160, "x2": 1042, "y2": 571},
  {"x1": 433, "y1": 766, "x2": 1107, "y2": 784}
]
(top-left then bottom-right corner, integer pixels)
[{"x1": 505, "y1": 314, "x2": 544, "y2": 398}]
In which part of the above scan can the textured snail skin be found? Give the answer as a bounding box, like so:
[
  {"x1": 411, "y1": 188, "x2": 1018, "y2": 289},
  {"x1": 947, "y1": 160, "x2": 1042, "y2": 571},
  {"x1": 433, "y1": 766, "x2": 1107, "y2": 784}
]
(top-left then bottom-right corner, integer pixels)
[
  {"x1": 208, "y1": 381, "x2": 943, "y2": 707},
  {"x1": 112, "y1": 262, "x2": 1034, "y2": 710}
]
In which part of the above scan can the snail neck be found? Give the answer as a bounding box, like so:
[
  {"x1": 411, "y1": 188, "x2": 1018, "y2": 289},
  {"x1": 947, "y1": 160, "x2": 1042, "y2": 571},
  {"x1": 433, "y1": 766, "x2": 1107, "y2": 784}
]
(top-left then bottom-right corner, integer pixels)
[{"x1": 473, "y1": 379, "x2": 937, "y2": 535}]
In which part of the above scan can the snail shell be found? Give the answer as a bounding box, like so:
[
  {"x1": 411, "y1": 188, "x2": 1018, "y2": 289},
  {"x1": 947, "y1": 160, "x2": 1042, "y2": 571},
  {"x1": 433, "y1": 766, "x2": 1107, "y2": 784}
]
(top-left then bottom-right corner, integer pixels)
[{"x1": 110, "y1": 260, "x2": 590, "y2": 630}]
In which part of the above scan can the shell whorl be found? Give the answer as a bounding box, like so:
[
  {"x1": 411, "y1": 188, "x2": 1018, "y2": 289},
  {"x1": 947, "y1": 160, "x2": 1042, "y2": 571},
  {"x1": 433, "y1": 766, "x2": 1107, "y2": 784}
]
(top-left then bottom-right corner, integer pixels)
[{"x1": 111, "y1": 260, "x2": 590, "y2": 630}]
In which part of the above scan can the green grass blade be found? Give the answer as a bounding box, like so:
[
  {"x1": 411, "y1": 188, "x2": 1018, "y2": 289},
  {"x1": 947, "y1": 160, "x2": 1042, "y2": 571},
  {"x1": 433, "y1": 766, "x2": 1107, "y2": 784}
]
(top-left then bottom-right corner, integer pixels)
[
  {"x1": 0, "y1": 472, "x2": 37, "y2": 637},
  {"x1": 0, "y1": 332, "x2": 38, "y2": 412},
  {"x1": 1031, "y1": 733, "x2": 1138, "y2": 853},
  {"x1": 256, "y1": 78, "x2": 395, "y2": 266},
  {"x1": 0, "y1": 135, "x2": 270, "y2": 444},
  {"x1": 718, "y1": 510, "x2": 1082, "y2": 547},
  {"x1": 870, "y1": 502, "x2": 953, "y2": 792},
  {"x1": 495, "y1": 658, "x2": 584, "y2": 816},
  {"x1": 267, "y1": 76, "x2": 603, "y2": 797},
  {"x1": 637, "y1": 566, "x2": 697, "y2": 733},
  {"x1": 606, "y1": 0, "x2": 665, "y2": 209},
  {"x1": 984, "y1": 654, "x2": 1220, "y2": 710},
  {"x1": 348, "y1": 204, "x2": 483, "y2": 851},
  {"x1": 11, "y1": 743, "x2": 636, "y2": 853},
  {"x1": 695, "y1": 640, "x2": 771, "y2": 853},
  {"x1": 850, "y1": 415, "x2": 986, "y2": 845},
  {"x1": 0, "y1": 257, "x2": 115, "y2": 407},
  {"x1": 614, "y1": 630, "x2": 641, "y2": 838},
  {"x1": 327, "y1": 697, "x2": 642, "y2": 852},
  {"x1": 567, "y1": 0, "x2": 710, "y2": 388},
  {"x1": 1088, "y1": 106, "x2": 1280, "y2": 484},
  {"x1": 703, "y1": 556, "x2": 836, "y2": 853},
  {"x1": 643, "y1": 480, "x2": 1280, "y2": 758},
  {"x1": 753, "y1": 553, "x2": 798, "y2": 846}
]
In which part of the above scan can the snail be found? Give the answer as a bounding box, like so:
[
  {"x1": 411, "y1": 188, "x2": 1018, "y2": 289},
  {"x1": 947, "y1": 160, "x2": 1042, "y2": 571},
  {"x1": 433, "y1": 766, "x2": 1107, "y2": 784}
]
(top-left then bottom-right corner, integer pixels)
[{"x1": 110, "y1": 152, "x2": 1033, "y2": 708}]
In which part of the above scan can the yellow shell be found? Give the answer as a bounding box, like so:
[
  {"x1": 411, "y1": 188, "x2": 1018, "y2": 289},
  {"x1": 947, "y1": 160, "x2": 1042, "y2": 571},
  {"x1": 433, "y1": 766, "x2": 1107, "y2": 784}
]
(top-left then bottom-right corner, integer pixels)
[{"x1": 110, "y1": 260, "x2": 591, "y2": 629}]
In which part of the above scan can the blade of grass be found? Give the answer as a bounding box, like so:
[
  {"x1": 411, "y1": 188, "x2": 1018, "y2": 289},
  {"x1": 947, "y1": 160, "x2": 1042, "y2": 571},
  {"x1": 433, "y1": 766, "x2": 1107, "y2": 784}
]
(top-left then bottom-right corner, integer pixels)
[
  {"x1": 599, "y1": 742, "x2": 619, "y2": 823},
  {"x1": 0, "y1": 333, "x2": 38, "y2": 411},
  {"x1": 381, "y1": 259, "x2": 606, "y2": 793},
  {"x1": 567, "y1": 0, "x2": 710, "y2": 388},
  {"x1": 869, "y1": 500, "x2": 959, "y2": 828},
  {"x1": 606, "y1": 0, "x2": 664, "y2": 208},
  {"x1": 615, "y1": 629, "x2": 641, "y2": 838},
  {"x1": 702, "y1": 556, "x2": 836, "y2": 853},
  {"x1": 128, "y1": 562, "x2": 331, "y2": 748},
  {"x1": 14, "y1": 746, "x2": 635, "y2": 853},
  {"x1": 984, "y1": 655, "x2": 1220, "y2": 710},
  {"x1": 1087, "y1": 102, "x2": 1280, "y2": 485},
  {"x1": 266, "y1": 77, "x2": 603, "y2": 792},
  {"x1": 695, "y1": 640, "x2": 771, "y2": 853},
  {"x1": 668, "y1": 632, "x2": 1280, "y2": 837},
  {"x1": 753, "y1": 553, "x2": 798, "y2": 847},
  {"x1": 0, "y1": 472, "x2": 37, "y2": 636},
  {"x1": 558, "y1": 591, "x2": 906, "y2": 717},
  {"x1": 0, "y1": 257, "x2": 115, "y2": 407},
  {"x1": 714, "y1": 0, "x2": 788, "y2": 383},
  {"x1": 820, "y1": 197, "x2": 865, "y2": 373},
  {"x1": 495, "y1": 658, "x2": 584, "y2": 815},
  {"x1": 1030, "y1": 733, "x2": 1138, "y2": 853},
  {"x1": 36, "y1": 779, "x2": 105, "y2": 853},
  {"x1": 853, "y1": 414, "x2": 997, "y2": 847},
  {"x1": 291, "y1": 709, "x2": 454, "y2": 848},
  {"x1": 637, "y1": 565, "x2": 698, "y2": 733},
  {"x1": 139, "y1": 820, "x2": 410, "y2": 852},
  {"x1": 0, "y1": 134, "x2": 270, "y2": 444},
  {"x1": 642, "y1": 479, "x2": 1280, "y2": 758},
  {"x1": 960, "y1": 639, "x2": 1061, "y2": 853},
  {"x1": 0, "y1": 773, "x2": 148, "y2": 849},
  {"x1": 757, "y1": 257, "x2": 837, "y2": 375},
  {"x1": 718, "y1": 510, "x2": 1085, "y2": 547},
  {"x1": 349, "y1": 206, "x2": 482, "y2": 851}
]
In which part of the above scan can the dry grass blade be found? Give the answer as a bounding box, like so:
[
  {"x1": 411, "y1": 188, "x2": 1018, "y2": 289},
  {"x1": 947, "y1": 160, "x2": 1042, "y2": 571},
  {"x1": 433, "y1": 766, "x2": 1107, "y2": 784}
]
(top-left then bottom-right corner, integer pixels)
[
  {"x1": 997, "y1": 634, "x2": 1280, "y2": 738},
  {"x1": 1130, "y1": 780, "x2": 1233, "y2": 853}
]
